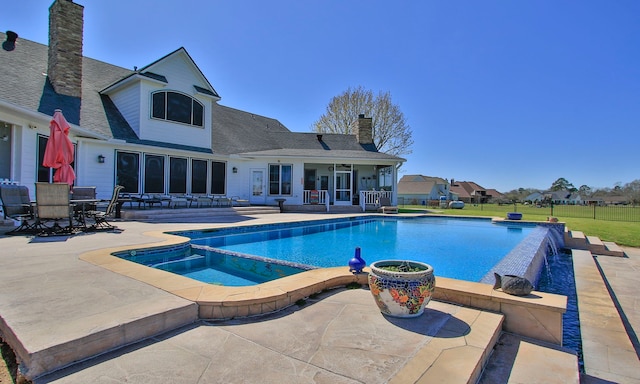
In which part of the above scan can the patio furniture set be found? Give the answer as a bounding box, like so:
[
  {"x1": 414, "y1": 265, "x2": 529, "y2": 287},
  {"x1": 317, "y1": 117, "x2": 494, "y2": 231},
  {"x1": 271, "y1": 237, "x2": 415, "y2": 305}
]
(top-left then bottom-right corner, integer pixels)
[
  {"x1": 0, "y1": 183, "x2": 122, "y2": 236},
  {"x1": 119, "y1": 193, "x2": 247, "y2": 210}
]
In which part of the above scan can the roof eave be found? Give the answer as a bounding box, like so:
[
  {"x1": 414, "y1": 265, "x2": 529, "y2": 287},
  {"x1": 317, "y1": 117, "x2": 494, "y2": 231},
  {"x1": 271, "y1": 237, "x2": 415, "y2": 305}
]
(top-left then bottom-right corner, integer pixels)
[
  {"x1": 100, "y1": 73, "x2": 167, "y2": 95},
  {"x1": 0, "y1": 99, "x2": 110, "y2": 140}
]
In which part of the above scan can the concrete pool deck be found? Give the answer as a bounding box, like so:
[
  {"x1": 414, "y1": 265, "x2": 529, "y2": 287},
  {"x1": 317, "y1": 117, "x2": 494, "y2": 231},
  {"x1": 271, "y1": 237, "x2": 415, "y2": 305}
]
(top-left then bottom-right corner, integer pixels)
[{"x1": 0, "y1": 213, "x2": 638, "y2": 383}]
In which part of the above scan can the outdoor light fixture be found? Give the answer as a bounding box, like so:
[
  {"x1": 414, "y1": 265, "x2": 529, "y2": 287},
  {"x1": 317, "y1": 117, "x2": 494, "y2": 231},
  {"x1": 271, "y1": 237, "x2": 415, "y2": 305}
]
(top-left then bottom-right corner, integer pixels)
[
  {"x1": 3, "y1": 31, "x2": 18, "y2": 51},
  {"x1": 1, "y1": 135, "x2": 8, "y2": 142},
  {"x1": 232, "y1": 167, "x2": 238, "y2": 173},
  {"x1": 97, "y1": 155, "x2": 105, "y2": 163}
]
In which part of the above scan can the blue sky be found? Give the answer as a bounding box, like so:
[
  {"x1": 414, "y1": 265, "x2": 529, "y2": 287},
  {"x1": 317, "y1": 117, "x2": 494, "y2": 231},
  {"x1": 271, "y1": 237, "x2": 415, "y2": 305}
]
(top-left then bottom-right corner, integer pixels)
[{"x1": 4, "y1": 1, "x2": 639, "y2": 192}]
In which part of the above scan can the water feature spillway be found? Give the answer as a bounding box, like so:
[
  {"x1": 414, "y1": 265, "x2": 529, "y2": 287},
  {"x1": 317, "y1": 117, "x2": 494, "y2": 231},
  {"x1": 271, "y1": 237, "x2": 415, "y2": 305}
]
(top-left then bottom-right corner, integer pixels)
[{"x1": 480, "y1": 222, "x2": 565, "y2": 288}]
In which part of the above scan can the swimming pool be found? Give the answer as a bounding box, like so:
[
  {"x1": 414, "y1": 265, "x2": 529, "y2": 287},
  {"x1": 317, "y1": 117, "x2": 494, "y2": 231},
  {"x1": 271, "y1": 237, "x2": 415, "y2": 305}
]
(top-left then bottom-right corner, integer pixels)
[{"x1": 116, "y1": 216, "x2": 557, "y2": 286}]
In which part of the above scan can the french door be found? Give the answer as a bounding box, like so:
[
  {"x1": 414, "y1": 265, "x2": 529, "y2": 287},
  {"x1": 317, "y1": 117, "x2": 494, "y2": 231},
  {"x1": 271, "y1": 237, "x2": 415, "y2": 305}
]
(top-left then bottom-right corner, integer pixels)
[{"x1": 250, "y1": 169, "x2": 266, "y2": 205}]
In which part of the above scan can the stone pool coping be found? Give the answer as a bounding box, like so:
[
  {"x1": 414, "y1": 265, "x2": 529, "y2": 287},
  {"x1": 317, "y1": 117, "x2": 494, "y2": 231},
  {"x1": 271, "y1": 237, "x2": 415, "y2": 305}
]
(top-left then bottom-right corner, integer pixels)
[{"x1": 80, "y1": 228, "x2": 567, "y2": 345}]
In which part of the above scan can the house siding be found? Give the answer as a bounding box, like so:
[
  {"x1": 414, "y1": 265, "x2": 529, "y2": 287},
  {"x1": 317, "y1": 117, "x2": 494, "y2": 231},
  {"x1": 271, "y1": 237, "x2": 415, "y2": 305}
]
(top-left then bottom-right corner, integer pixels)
[
  {"x1": 135, "y1": 57, "x2": 213, "y2": 148},
  {"x1": 110, "y1": 82, "x2": 141, "y2": 136}
]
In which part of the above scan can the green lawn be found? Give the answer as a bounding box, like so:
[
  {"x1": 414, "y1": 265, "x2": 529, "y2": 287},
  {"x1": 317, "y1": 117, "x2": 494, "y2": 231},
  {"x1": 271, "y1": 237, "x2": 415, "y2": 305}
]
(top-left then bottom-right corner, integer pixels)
[{"x1": 399, "y1": 204, "x2": 640, "y2": 248}]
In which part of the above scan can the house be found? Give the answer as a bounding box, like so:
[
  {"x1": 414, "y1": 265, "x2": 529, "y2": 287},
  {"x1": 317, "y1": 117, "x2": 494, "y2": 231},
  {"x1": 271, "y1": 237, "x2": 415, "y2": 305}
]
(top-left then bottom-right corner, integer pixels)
[
  {"x1": 485, "y1": 188, "x2": 506, "y2": 202},
  {"x1": 449, "y1": 180, "x2": 489, "y2": 204},
  {"x1": 0, "y1": 0, "x2": 404, "y2": 210},
  {"x1": 549, "y1": 191, "x2": 582, "y2": 205},
  {"x1": 525, "y1": 192, "x2": 545, "y2": 203},
  {"x1": 397, "y1": 175, "x2": 450, "y2": 206}
]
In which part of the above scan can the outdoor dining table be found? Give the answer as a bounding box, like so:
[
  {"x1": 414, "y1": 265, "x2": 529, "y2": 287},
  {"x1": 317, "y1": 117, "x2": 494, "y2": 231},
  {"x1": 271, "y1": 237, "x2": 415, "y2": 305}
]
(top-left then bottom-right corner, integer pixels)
[{"x1": 70, "y1": 198, "x2": 100, "y2": 229}]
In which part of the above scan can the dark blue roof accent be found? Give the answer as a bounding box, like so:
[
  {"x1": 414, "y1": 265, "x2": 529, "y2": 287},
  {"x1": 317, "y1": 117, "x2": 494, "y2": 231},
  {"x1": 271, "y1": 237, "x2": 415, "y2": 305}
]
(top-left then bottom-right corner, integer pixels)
[
  {"x1": 37, "y1": 78, "x2": 81, "y2": 125},
  {"x1": 359, "y1": 142, "x2": 378, "y2": 152},
  {"x1": 100, "y1": 94, "x2": 212, "y2": 154},
  {"x1": 194, "y1": 85, "x2": 216, "y2": 97},
  {"x1": 140, "y1": 72, "x2": 167, "y2": 82}
]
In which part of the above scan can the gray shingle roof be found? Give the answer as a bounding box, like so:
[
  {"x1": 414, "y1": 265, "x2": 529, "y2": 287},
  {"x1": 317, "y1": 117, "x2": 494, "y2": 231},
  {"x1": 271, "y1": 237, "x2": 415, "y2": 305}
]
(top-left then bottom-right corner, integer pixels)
[
  {"x1": 211, "y1": 104, "x2": 402, "y2": 160},
  {"x1": 0, "y1": 32, "x2": 133, "y2": 136}
]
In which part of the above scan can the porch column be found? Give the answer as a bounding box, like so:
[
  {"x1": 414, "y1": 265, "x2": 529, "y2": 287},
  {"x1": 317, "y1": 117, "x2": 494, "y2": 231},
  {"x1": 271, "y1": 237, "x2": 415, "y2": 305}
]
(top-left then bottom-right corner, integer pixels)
[{"x1": 392, "y1": 165, "x2": 398, "y2": 205}]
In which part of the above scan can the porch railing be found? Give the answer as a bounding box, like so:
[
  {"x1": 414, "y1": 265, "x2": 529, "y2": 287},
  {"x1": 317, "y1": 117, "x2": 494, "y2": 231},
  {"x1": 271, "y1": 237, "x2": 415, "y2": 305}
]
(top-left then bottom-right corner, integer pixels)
[
  {"x1": 360, "y1": 190, "x2": 392, "y2": 212},
  {"x1": 303, "y1": 189, "x2": 329, "y2": 206}
]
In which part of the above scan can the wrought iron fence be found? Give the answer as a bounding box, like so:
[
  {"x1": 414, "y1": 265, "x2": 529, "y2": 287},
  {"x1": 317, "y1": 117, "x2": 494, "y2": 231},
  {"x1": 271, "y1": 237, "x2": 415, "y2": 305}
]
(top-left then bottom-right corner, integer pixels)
[{"x1": 550, "y1": 203, "x2": 640, "y2": 222}]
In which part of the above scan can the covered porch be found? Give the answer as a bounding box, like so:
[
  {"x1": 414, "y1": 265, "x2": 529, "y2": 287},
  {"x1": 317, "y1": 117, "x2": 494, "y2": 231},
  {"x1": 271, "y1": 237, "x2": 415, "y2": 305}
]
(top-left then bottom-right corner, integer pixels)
[{"x1": 302, "y1": 162, "x2": 397, "y2": 212}]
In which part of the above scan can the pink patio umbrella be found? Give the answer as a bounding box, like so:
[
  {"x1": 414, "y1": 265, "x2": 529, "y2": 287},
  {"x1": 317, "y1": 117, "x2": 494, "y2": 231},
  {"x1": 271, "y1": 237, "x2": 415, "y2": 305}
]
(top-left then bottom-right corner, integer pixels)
[{"x1": 42, "y1": 109, "x2": 76, "y2": 186}]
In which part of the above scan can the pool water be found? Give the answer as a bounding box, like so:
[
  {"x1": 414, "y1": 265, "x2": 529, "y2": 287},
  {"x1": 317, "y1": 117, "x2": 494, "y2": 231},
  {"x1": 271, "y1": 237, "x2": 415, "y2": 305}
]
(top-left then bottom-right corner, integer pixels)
[
  {"x1": 116, "y1": 215, "x2": 582, "y2": 367},
  {"x1": 537, "y1": 251, "x2": 584, "y2": 371},
  {"x1": 166, "y1": 249, "x2": 311, "y2": 286},
  {"x1": 183, "y1": 216, "x2": 534, "y2": 283}
]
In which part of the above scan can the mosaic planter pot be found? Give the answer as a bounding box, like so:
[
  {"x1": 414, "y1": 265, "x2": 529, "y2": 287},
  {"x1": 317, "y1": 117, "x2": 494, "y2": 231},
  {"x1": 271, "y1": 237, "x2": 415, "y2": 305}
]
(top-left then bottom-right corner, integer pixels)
[
  {"x1": 368, "y1": 260, "x2": 435, "y2": 318},
  {"x1": 507, "y1": 212, "x2": 522, "y2": 220}
]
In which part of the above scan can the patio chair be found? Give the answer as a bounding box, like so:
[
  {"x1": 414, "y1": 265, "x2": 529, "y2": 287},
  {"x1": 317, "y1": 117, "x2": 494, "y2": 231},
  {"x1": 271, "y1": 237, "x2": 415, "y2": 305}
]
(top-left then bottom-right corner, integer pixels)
[
  {"x1": 377, "y1": 197, "x2": 398, "y2": 214},
  {"x1": 85, "y1": 185, "x2": 124, "y2": 230},
  {"x1": 0, "y1": 184, "x2": 37, "y2": 235},
  {"x1": 71, "y1": 186, "x2": 96, "y2": 202},
  {"x1": 35, "y1": 182, "x2": 74, "y2": 235}
]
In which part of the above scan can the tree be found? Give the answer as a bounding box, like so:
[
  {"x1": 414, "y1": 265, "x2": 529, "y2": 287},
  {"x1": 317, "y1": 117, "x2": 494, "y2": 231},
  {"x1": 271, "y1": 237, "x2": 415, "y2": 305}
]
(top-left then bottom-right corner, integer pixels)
[
  {"x1": 550, "y1": 177, "x2": 576, "y2": 192},
  {"x1": 312, "y1": 86, "x2": 413, "y2": 157},
  {"x1": 578, "y1": 185, "x2": 592, "y2": 197},
  {"x1": 623, "y1": 179, "x2": 640, "y2": 205}
]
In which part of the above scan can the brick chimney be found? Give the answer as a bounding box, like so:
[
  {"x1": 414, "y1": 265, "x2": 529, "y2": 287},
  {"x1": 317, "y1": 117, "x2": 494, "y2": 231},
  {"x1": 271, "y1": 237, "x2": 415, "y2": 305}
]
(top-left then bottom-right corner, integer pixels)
[
  {"x1": 356, "y1": 114, "x2": 373, "y2": 145},
  {"x1": 48, "y1": 0, "x2": 84, "y2": 98}
]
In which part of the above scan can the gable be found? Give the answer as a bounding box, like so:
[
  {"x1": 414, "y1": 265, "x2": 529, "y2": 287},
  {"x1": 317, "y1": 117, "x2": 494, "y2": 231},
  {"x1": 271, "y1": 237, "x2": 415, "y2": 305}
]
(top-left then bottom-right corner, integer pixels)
[
  {"x1": 141, "y1": 50, "x2": 216, "y2": 97},
  {"x1": 99, "y1": 48, "x2": 218, "y2": 150}
]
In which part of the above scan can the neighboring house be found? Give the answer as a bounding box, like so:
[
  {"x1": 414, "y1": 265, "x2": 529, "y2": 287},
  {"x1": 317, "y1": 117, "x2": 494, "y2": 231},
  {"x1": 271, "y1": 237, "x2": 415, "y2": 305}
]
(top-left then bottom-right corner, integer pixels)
[
  {"x1": 585, "y1": 196, "x2": 629, "y2": 206},
  {"x1": 397, "y1": 175, "x2": 450, "y2": 205},
  {"x1": 549, "y1": 191, "x2": 582, "y2": 205},
  {"x1": 603, "y1": 196, "x2": 630, "y2": 205},
  {"x1": 485, "y1": 188, "x2": 505, "y2": 202},
  {"x1": 0, "y1": 1, "x2": 404, "y2": 208},
  {"x1": 525, "y1": 192, "x2": 545, "y2": 203},
  {"x1": 449, "y1": 180, "x2": 490, "y2": 204}
]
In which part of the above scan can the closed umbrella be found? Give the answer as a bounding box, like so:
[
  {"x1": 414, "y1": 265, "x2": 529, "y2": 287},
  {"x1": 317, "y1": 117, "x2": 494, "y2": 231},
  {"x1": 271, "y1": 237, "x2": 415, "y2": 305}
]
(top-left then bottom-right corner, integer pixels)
[{"x1": 43, "y1": 109, "x2": 76, "y2": 186}]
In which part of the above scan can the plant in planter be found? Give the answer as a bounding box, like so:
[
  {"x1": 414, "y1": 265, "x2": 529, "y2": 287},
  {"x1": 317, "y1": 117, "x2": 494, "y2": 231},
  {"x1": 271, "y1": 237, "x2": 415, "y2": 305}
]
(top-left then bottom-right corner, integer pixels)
[{"x1": 368, "y1": 260, "x2": 435, "y2": 318}]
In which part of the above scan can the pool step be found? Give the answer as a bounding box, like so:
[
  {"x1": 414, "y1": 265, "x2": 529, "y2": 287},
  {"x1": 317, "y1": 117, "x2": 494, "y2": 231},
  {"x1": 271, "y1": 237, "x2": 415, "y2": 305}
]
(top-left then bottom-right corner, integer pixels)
[
  {"x1": 389, "y1": 302, "x2": 504, "y2": 384},
  {"x1": 564, "y1": 229, "x2": 625, "y2": 257},
  {"x1": 120, "y1": 206, "x2": 280, "y2": 222},
  {"x1": 565, "y1": 230, "x2": 587, "y2": 249},
  {"x1": 602, "y1": 241, "x2": 625, "y2": 257},
  {"x1": 572, "y1": 249, "x2": 640, "y2": 382},
  {"x1": 479, "y1": 333, "x2": 579, "y2": 384},
  {"x1": 586, "y1": 235, "x2": 606, "y2": 254}
]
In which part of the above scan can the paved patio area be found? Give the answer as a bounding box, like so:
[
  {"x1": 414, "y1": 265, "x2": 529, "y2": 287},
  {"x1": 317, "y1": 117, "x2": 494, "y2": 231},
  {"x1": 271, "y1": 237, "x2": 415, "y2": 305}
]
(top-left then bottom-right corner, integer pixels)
[{"x1": 0, "y1": 213, "x2": 638, "y2": 383}]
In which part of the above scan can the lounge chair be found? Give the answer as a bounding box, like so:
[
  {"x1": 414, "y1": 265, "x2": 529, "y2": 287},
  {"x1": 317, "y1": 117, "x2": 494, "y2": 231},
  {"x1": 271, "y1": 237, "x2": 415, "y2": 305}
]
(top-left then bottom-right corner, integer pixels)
[
  {"x1": 0, "y1": 184, "x2": 37, "y2": 235},
  {"x1": 85, "y1": 185, "x2": 124, "y2": 230},
  {"x1": 191, "y1": 195, "x2": 213, "y2": 208},
  {"x1": 35, "y1": 182, "x2": 74, "y2": 235},
  {"x1": 134, "y1": 193, "x2": 172, "y2": 209},
  {"x1": 213, "y1": 196, "x2": 232, "y2": 207},
  {"x1": 377, "y1": 197, "x2": 398, "y2": 214},
  {"x1": 168, "y1": 195, "x2": 189, "y2": 209},
  {"x1": 231, "y1": 196, "x2": 249, "y2": 207}
]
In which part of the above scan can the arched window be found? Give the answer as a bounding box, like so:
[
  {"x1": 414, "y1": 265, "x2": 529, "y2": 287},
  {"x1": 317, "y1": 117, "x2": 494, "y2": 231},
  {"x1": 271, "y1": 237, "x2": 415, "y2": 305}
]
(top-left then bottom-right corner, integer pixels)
[{"x1": 152, "y1": 91, "x2": 204, "y2": 127}]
